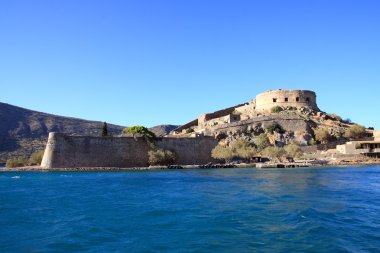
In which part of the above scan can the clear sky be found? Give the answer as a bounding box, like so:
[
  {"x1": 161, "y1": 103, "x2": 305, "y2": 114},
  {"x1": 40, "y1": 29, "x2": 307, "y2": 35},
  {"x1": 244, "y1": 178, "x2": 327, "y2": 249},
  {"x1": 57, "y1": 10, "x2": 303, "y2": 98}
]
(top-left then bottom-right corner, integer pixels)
[{"x1": 1, "y1": 0, "x2": 379, "y2": 128}]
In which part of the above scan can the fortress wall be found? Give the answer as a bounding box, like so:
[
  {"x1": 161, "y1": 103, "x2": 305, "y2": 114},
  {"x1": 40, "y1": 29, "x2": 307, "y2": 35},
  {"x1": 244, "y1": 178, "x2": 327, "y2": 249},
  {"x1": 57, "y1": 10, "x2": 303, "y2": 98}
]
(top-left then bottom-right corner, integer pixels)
[
  {"x1": 198, "y1": 103, "x2": 245, "y2": 128},
  {"x1": 157, "y1": 137, "x2": 218, "y2": 165},
  {"x1": 235, "y1": 103, "x2": 255, "y2": 120},
  {"x1": 208, "y1": 115, "x2": 311, "y2": 135},
  {"x1": 255, "y1": 90, "x2": 318, "y2": 112},
  {"x1": 41, "y1": 132, "x2": 217, "y2": 168}
]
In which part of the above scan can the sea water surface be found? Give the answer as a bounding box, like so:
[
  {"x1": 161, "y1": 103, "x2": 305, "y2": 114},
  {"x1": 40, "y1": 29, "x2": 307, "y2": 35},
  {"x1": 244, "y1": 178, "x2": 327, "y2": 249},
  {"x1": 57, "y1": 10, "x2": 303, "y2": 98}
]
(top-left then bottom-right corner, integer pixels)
[{"x1": 1, "y1": 166, "x2": 380, "y2": 252}]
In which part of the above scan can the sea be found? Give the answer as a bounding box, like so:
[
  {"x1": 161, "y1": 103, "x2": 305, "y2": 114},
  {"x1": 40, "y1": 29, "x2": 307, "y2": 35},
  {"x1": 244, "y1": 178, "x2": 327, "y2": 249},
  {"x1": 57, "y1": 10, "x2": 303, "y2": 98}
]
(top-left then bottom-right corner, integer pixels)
[{"x1": 0, "y1": 166, "x2": 379, "y2": 252}]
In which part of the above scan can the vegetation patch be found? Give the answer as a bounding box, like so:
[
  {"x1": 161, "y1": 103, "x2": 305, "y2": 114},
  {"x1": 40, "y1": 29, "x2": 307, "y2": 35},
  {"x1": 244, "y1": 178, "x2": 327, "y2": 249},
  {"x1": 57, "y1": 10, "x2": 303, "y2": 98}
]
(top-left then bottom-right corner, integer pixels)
[
  {"x1": 148, "y1": 149, "x2": 177, "y2": 166},
  {"x1": 123, "y1": 126, "x2": 156, "y2": 139},
  {"x1": 271, "y1": 106, "x2": 284, "y2": 113},
  {"x1": 6, "y1": 149, "x2": 45, "y2": 168},
  {"x1": 266, "y1": 122, "x2": 285, "y2": 134},
  {"x1": 6, "y1": 157, "x2": 29, "y2": 168},
  {"x1": 211, "y1": 145, "x2": 234, "y2": 163},
  {"x1": 344, "y1": 125, "x2": 366, "y2": 140},
  {"x1": 231, "y1": 110, "x2": 242, "y2": 116},
  {"x1": 29, "y1": 150, "x2": 44, "y2": 165},
  {"x1": 314, "y1": 128, "x2": 331, "y2": 144},
  {"x1": 254, "y1": 133, "x2": 271, "y2": 152}
]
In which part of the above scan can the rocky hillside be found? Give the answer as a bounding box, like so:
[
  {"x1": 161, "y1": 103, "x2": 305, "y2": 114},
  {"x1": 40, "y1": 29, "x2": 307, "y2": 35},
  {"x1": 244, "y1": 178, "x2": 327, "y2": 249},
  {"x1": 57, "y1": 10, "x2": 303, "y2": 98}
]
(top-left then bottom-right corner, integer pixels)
[
  {"x1": 0, "y1": 102, "x2": 176, "y2": 163},
  {"x1": 149, "y1": 125, "x2": 178, "y2": 137}
]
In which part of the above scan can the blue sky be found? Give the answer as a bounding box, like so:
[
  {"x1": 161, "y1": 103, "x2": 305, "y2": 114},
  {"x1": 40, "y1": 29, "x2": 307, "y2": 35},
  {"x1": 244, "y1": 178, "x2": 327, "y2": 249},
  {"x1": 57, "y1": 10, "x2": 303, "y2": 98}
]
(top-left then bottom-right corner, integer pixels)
[{"x1": 1, "y1": 0, "x2": 379, "y2": 128}]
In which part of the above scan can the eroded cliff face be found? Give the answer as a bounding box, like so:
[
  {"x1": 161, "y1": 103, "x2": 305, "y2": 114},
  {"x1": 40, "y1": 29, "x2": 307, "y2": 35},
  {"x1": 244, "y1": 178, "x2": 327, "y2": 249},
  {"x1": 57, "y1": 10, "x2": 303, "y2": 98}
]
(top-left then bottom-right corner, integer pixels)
[{"x1": 41, "y1": 133, "x2": 218, "y2": 168}]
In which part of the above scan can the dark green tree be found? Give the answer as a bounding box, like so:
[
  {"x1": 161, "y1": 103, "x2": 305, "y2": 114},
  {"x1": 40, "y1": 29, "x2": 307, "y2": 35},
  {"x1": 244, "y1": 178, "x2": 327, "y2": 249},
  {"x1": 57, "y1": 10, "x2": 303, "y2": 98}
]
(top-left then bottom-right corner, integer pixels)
[
  {"x1": 123, "y1": 125, "x2": 156, "y2": 139},
  {"x1": 102, "y1": 122, "x2": 108, "y2": 136}
]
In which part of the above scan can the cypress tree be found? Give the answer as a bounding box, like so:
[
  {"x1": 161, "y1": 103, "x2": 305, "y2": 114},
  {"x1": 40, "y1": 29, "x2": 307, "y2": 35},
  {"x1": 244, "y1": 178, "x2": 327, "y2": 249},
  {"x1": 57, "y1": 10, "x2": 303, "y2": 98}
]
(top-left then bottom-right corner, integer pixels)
[{"x1": 102, "y1": 122, "x2": 108, "y2": 136}]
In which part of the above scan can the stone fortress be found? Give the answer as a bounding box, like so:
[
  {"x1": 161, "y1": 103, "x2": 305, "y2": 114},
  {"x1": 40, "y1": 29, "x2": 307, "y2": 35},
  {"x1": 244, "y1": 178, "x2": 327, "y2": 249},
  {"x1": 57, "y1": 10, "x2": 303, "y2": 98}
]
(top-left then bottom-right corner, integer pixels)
[
  {"x1": 172, "y1": 89, "x2": 320, "y2": 136},
  {"x1": 40, "y1": 89, "x2": 379, "y2": 169},
  {"x1": 42, "y1": 89, "x2": 322, "y2": 169}
]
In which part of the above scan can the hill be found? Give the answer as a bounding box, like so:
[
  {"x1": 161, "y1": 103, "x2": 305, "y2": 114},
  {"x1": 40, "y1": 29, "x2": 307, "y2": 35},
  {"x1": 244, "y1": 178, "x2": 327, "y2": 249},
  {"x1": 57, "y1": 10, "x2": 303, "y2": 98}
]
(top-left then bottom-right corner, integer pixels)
[
  {"x1": 149, "y1": 125, "x2": 178, "y2": 137},
  {"x1": 0, "y1": 102, "x2": 176, "y2": 163}
]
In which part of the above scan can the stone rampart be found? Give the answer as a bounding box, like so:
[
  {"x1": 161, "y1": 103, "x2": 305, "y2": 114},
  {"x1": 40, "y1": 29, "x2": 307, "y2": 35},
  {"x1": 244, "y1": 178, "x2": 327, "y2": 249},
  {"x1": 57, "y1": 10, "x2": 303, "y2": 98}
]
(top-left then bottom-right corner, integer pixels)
[
  {"x1": 41, "y1": 133, "x2": 218, "y2": 168},
  {"x1": 198, "y1": 103, "x2": 245, "y2": 128},
  {"x1": 207, "y1": 115, "x2": 312, "y2": 135}
]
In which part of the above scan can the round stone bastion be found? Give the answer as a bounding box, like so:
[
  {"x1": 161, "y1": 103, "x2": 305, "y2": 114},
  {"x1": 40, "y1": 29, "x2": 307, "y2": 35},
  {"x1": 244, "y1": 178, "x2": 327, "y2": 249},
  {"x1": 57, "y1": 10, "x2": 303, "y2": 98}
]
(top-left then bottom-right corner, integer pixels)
[{"x1": 254, "y1": 89, "x2": 319, "y2": 112}]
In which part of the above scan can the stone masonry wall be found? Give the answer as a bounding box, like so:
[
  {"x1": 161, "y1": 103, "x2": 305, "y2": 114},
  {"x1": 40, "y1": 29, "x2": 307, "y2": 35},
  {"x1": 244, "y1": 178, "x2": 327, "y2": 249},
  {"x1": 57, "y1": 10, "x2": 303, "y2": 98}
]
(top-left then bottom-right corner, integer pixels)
[
  {"x1": 206, "y1": 115, "x2": 312, "y2": 136},
  {"x1": 41, "y1": 132, "x2": 218, "y2": 168},
  {"x1": 255, "y1": 89, "x2": 318, "y2": 112}
]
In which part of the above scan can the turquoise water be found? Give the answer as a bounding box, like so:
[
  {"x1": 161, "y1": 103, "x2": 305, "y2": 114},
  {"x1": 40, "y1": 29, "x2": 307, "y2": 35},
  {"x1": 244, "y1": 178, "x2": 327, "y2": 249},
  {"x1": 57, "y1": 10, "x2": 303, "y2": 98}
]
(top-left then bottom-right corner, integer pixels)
[{"x1": 1, "y1": 166, "x2": 380, "y2": 252}]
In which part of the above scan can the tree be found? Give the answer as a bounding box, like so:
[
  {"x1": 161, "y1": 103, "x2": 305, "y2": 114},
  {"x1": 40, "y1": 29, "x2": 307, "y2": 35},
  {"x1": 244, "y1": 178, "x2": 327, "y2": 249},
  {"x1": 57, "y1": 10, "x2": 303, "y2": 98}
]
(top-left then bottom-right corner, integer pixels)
[
  {"x1": 260, "y1": 146, "x2": 287, "y2": 160},
  {"x1": 231, "y1": 139, "x2": 257, "y2": 160},
  {"x1": 123, "y1": 126, "x2": 156, "y2": 139},
  {"x1": 254, "y1": 133, "x2": 271, "y2": 152},
  {"x1": 284, "y1": 144, "x2": 303, "y2": 158},
  {"x1": 211, "y1": 145, "x2": 234, "y2": 163},
  {"x1": 344, "y1": 125, "x2": 366, "y2": 140},
  {"x1": 314, "y1": 128, "x2": 331, "y2": 144},
  {"x1": 148, "y1": 149, "x2": 176, "y2": 165},
  {"x1": 102, "y1": 122, "x2": 108, "y2": 136}
]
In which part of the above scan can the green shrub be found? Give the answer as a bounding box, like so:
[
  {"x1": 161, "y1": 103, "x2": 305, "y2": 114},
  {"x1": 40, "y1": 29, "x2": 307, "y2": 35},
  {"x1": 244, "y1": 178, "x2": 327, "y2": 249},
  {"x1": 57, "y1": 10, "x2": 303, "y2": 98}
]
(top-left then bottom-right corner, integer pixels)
[
  {"x1": 148, "y1": 149, "x2": 176, "y2": 165},
  {"x1": 29, "y1": 150, "x2": 44, "y2": 165},
  {"x1": 254, "y1": 133, "x2": 271, "y2": 152},
  {"x1": 266, "y1": 122, "x2": 285, "y2": 134},
  {"x1": 231, "y1": 110, "x2": 242, "y2": 115},
  {"x1": 284, "y1": 144, "x2": 303, "y2": 158},
  {"x1": 185, "y1": 128, "x2": 194, "y2": 134},
  {"x1": 211, "y1": 145, "x2": 234, "y2": 163},
  {"x1": 123, "y1": 126, "x2": 156, "y2": 139},
  {"x1": 260, "y1": 146, "x2": 287, "y2": 159},
  {"x1": 231, "y1": 139, "x2": 257, "y2": 160},
  {"x1": 314, "y1": 128, "x2": 331, "y2": 144},
  {"x1": 271, "y1": 106, "x2": 283, "y2": 113},
  {"x1": 344, "y1": 125, "x2": 366, "y2": 139},
  {"x1": 308, "y1": 139, "x2": 317, "y2": 146},
  {"x1": 6, "y1": 157, "x2": 29, "y2": 168}
]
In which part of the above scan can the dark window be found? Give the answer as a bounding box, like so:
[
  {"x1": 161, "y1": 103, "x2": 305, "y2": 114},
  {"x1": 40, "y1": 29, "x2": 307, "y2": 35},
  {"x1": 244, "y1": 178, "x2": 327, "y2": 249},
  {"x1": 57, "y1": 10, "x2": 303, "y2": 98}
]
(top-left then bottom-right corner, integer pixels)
[
  {"x1": 285, "y1": 97, "x2": 288, "y2": 102},
  {"x1": 306, "y1": 97, "x2": 310, "y2": 102},
  {"x1": 273, "y1": 98, "x2": 277, "y2": 102},
  {"x1": 296, "y1": 97, "x2": 300, "y2": 102}
]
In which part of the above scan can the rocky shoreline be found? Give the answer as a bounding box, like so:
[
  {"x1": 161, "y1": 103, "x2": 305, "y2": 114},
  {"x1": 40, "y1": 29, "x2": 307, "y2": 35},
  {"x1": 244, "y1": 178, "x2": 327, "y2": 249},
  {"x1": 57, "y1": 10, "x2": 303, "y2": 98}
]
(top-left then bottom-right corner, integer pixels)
[{"x1": 2, "y1": 159, "x2": 380, "y2": 172}]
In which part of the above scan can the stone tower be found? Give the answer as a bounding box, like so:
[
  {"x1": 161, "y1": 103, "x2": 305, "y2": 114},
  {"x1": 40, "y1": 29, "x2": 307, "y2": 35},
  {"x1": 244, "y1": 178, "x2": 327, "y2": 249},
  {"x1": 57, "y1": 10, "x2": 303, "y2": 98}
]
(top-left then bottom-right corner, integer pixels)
[{"x1": 254, "y1": 89, "x2": 319, "y2": 112}]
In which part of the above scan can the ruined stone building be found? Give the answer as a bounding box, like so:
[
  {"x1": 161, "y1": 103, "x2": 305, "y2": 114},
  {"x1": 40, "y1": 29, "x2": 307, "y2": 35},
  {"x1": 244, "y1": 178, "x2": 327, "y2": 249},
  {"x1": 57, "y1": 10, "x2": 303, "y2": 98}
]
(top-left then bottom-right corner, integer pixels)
[{"x1": 172, "y1": 89, "x2": 320, "y2": 136}]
